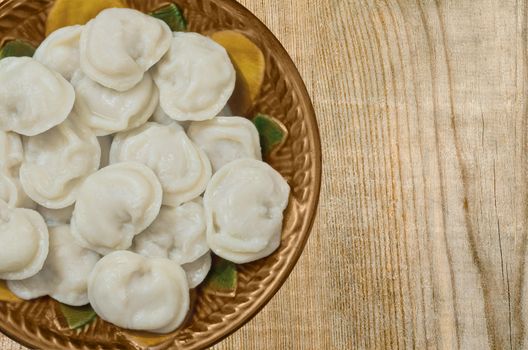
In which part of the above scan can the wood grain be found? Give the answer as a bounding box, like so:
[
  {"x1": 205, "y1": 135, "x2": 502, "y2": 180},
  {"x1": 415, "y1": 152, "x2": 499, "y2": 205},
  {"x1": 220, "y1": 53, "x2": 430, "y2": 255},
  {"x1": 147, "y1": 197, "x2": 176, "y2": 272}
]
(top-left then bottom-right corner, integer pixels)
[{"x1": 2, "y1": 0, "x2": 527, "y2": 348}]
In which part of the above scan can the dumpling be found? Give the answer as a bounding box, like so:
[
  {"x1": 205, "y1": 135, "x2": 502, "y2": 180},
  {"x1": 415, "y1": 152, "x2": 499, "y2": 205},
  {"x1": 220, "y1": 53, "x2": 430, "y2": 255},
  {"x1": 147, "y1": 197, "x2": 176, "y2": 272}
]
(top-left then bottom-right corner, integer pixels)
[
  {"x1": 110, "y1": 123, "x2": 211, "y2": 206},
  {"x1": 0, "y1": 57, "x2": 75, "y2": 136},
  {"x1": 37, "y1": 205, "x2": 74, "y2": 226},
  {"x1": 0, "y1": 174, "x2": 22, "y2": 208},
  {"x1": 88, "y1": 251, "x2": 189, "y2": 333},
  {"x1": 131, "y1": 198, "x2": 211, "y2": 289},
  {"x1": 71, "y1": 70, "x2": 158, "y2": 136},
  {"x1": 150, "y1": 103, "x2": 231, "y2": 128},
  {"x1": 188, "y1": 117, "x2": 262, "y2": 172},
  {"x1": 132, "y1": 199, "x2": 209, "y2": 265},
  {"x1": 19, "y1": 119, "x2": 101, "y2": 209},
  {"x1": 0, "y1": 175, "x2": 35, "y2": 209},
  {"x1": 33, "y1": 25, "x2": 82, "y2": 80},
  {"x1": 0, "y1": 131, "x2": 35, "y2": 208},
  {"x1": 71, "y1": 162, "x2": 162, "y2": 255},
  {"x1": 7, "y1": 225, "x2": 100, "y2": 306},
  {"x1": 150, "y1": 104, "x2": 174, "y2": 125},
  {"x1": 80, "y1": 8, "x2": 172, "y2": 91},
  {"x1": 98, "y1": 135, "x2": 112, "y2": 168},
  {"x1": 0, "y1": 131, "x2": 23, "y2": 176},
  {"x1": 152, "y1": 32, "x2": 236, "y2": 122},
  {"x1": 149, "y1": 104, "x2": 190, "y2": 129},
  {"x1": 182, "y1": 252, "x2": 211, "y2": 289},
  {"x1": 204, "y1": 159, "x2": 290, "y2": 263},
  {"x1": 0, "y1": 202, "x2": 49, "y2": 280}
]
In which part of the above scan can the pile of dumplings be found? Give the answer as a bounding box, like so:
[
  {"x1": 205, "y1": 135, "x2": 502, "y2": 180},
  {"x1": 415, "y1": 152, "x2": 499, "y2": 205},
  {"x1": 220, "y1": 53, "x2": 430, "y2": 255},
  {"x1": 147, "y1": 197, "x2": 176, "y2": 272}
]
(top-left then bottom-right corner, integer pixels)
[{"x1": 0, "y1": 8, "x2": 290, "y2": 333}]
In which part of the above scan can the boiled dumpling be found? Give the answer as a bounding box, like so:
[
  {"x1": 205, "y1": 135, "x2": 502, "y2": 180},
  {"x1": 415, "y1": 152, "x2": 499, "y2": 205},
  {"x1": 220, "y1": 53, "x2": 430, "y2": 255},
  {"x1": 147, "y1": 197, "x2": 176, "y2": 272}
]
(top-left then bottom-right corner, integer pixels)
[
  {"x1": 33, "y1": 25, "x2": 82, "y2": 80},
  {"x1": 132, "y1": 199, "x2": 209, "y2": 265},
  {"x1": 110, "y1": 123, "x2": 211, "y2": 206},
  {"x1": 149, "y1": 104, "x2": 190, "y2": 129},
  {"x1": 182, "y1": 252, "x2": 212, "y2": 289},
  {"x1": 0, "y1": 131, "x2": 35, "y2": 208},
  {"x1": 188, "y1": 116, "x2": 262, "y2": 172},
  {"x1": 71, "y1": 162, "x2": 162, "y2": 255},
  {"x1": 20, "y1": 119, "x2": 101, "y2": 209},
  {"x1": 131, "y1": 198, "x2": 211, "y2": 289},
  {"x1": 0, "y1": 57, "x2": 74, "y2": 136},
  {"x1": 98, "y1": 135, "x2": 112, "y2": 168},
  {"x1": 0, "y1": 175, "x2": 35, "y2": 209},
  {"x1": 0, "y1": 131, "x2": 23, "y2": 176},
  {"x1": 37, "y1": 205, "x2": 74, "y2": 226},
  {"x1": 7, "y1": 224, "x2": 100, "y2": 306},
  {"x1": 150, "y1": 103, "x2": 231, "y2": 128},
  {"x1": 204, "y1": 159, "x2": 290, "y2": 263},
  {"x1": 152, "y1": 32, "x2": 236, "y2": 121},
  {"x1": 71, "y1": 70, "x2": 158, "y2": 136},
  {"x1": 0, "y1": 202, "x2": 49, "y2": 280},
  {"x1": 80, "y1": 8, "x2": 172, "y2": 91},
  {"x1": 88, "y1": 251, "x2": 189, "y2": 333},
  {"x1": 0, "y1": 174, "x2": 22, "y2": 208},
  {"x1": 150, "y1": 103, "x2": 176, "y2": 125}
]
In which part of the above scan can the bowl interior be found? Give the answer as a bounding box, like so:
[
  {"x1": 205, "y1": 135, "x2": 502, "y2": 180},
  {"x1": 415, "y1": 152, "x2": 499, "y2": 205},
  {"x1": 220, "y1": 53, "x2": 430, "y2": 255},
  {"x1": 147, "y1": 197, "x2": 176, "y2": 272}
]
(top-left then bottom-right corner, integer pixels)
[{"x1": 0, "y1": 0, "x2": 321, "y2": 349}]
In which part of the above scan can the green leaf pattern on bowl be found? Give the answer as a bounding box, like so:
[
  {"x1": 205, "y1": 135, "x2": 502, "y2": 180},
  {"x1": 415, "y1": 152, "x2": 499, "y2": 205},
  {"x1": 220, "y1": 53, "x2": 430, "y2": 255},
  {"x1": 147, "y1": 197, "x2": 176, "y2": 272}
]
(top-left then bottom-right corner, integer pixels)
[
  {"x1": 0, "y1": 40, "x2": 35, "y2": 59},
  {"x1": 252, "y1": 114, "x2": 288, "y2": 157},
  {"x1": 150, "y1": 3, "x2": 187, "y2": 32},
  {"x1": 203, "y1": 257, "x2": 238, "y2": 296},
  {"x1": 59, "y1": 303, "x2": 97, "y2": 329}
]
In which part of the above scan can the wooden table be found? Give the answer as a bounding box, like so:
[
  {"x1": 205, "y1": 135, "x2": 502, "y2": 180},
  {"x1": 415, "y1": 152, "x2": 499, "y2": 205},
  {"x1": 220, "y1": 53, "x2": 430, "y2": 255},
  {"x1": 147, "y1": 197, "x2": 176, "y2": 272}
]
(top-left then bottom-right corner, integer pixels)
[{"x1": 4, "y1": 0, "x2": 528, "y2": 348}]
